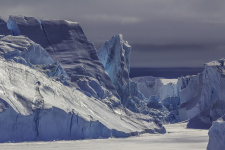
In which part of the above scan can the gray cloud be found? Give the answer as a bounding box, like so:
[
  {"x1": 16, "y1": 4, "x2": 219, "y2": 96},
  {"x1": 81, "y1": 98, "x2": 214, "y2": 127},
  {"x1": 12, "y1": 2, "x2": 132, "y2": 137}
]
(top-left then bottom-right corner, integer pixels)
[{"x1": 0, "y1": 0, "x2": 225, "y2": 67}]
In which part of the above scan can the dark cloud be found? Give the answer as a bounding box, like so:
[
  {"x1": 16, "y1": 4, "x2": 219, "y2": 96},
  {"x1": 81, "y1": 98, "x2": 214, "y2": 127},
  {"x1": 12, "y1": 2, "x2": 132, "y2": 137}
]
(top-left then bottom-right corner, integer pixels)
[{"x1": 0, "y1": 0, "x2": 225, "y2": 67}]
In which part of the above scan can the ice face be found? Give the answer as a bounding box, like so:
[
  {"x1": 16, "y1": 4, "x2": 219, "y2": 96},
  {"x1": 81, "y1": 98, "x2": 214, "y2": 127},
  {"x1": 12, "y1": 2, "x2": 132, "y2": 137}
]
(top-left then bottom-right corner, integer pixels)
[
  {"x1": 0, "y1": 17, "x2": 11, "y2": 36},
  {"x1": 7, "y1": 16, "x2": 120, "y2": 105}
]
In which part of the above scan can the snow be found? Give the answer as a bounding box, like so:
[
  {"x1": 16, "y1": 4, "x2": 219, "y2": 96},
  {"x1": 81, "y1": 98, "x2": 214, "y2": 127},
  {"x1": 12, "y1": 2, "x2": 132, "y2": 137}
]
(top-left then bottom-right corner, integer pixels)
[{"x1": 0, "y1": 122, "x2": 209, "y2": 150}]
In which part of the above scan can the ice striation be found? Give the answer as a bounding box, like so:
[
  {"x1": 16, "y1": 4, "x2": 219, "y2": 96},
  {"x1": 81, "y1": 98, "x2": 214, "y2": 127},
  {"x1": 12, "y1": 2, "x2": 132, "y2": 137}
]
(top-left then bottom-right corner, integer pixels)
[{"x1": 7, "y1": 15, "x2": 120, "y2": 106}]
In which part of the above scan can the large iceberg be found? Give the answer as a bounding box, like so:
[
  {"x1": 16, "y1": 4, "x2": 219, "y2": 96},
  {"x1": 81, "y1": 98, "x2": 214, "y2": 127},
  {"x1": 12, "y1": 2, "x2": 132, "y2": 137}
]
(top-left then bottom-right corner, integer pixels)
[
  {"x1": 0, "y1": 16, "x2": 166, "y2": 142},
  {"x1": 7, "y1": 16, "x2": 120, "y2": 106}
]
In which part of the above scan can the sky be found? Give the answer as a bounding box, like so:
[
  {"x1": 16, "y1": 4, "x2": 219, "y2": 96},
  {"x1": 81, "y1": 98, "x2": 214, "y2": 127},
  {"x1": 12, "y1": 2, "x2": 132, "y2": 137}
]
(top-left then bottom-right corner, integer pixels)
[{"x1": 0, "y1": 0, "x2": 225, "y2": 68}]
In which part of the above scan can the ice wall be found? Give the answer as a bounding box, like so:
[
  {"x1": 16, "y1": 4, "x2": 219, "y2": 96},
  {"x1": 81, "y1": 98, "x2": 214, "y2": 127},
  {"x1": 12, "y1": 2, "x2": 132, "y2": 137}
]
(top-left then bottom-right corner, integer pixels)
[{"x1": 7, "y1": 16, "x2": 120, "y2": 106}]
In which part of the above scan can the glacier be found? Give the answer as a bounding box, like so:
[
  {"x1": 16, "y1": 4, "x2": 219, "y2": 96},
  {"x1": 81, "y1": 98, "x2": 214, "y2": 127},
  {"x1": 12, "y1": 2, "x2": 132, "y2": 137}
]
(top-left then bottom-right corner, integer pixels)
[{"x1": 0, "y1": 16, "x2": 166, "y2": 142}]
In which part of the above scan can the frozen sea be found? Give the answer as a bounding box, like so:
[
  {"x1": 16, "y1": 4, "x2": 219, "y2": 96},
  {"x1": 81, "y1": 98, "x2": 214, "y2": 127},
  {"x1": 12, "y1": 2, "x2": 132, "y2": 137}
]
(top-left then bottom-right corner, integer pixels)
[{"x1": 0, "y1": 122, "x2": 209, "y2": 150}]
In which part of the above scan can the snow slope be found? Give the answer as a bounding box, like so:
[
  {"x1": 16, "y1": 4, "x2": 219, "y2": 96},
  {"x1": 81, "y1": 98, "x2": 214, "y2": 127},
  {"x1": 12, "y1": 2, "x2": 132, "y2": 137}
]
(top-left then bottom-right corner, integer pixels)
[{"x1": 7, "y1": 16, "x2": 120, "y2": 106}]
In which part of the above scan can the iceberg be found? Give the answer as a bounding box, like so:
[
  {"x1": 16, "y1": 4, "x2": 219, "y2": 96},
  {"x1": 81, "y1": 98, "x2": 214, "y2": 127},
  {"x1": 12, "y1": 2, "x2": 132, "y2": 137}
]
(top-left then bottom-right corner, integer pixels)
[{"x1": 0, "y1": 16, "x2": 166, "y2": 142}]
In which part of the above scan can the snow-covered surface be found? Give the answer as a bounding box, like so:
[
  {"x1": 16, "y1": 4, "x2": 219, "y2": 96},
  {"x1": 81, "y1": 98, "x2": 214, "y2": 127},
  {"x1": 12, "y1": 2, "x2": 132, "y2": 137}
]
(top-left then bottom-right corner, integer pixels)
[{"x1": 0, "y1": 122, "x2": 209, "y2": 150}]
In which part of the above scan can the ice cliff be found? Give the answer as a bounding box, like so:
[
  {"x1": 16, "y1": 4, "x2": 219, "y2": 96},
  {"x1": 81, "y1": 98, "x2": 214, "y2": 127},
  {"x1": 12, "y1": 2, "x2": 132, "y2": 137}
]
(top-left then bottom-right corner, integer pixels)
[{"x1": 0, "y1": 16, "x2": 166, "y2": 142}]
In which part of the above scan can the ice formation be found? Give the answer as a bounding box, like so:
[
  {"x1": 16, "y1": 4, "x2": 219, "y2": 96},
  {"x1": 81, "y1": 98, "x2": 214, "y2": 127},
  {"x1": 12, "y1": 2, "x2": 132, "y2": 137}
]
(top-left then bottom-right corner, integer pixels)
[
  {"x1": 7, "y1": 16, "x2": 120, "y2": 105},
  {"x1": 207, "y1": 115, "x2": 225, "y2": 150},
  {"x1": 0, "y1": 16, "x2": 166, "y2": 142},
  {"x1": 98, "y1": 35, "x2": 148, "y2": 112}
]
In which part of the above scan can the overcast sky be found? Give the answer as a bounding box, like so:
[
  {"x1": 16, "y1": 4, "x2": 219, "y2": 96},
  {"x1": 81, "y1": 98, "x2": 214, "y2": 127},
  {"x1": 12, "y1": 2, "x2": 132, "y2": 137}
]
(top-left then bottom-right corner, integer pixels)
[{"x1": 0, "y1": 0, "x2": 225, "y2": 68}]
